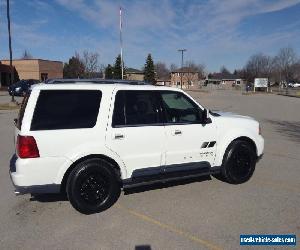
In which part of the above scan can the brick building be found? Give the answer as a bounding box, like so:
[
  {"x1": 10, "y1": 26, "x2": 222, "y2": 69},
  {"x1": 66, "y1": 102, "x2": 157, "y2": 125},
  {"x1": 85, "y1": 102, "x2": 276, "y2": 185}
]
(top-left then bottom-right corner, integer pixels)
[
  {"x1": 171, "y1": 67, "x2": 199, "y2": 88},
  {"x1": 1, "y1": 59, "x2": 63, "y2": 85},
  {"x1": 125, "y1": 68, "x2": 144, "y2": 81}
]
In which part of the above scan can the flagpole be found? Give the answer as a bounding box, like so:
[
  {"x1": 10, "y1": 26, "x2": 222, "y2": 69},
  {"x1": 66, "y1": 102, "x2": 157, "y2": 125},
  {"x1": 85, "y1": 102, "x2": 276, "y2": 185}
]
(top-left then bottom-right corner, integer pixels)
[{"x1": 119, "y1": 7, "x2": 124, "y2": 80}]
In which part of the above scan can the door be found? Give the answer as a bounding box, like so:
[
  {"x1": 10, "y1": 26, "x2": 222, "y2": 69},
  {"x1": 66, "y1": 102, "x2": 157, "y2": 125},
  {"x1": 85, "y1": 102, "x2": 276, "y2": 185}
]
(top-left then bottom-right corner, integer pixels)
[
  {"x1": 159, "y1": 91, "x2": 217, "y2": 167},
  {"x1": 106, "y1": 90, "x2": 165, "y2": 178}
]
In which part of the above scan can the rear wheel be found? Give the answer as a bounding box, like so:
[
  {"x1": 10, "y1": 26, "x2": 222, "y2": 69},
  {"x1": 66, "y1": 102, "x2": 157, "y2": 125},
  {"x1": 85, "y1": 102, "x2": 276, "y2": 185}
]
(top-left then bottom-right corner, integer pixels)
[
  {"x1": 66, "y1": 158, "x2": 121, "y2": 214},
  {"x1": 218, "y1": 140, "x2": 256, "y2": 184}
]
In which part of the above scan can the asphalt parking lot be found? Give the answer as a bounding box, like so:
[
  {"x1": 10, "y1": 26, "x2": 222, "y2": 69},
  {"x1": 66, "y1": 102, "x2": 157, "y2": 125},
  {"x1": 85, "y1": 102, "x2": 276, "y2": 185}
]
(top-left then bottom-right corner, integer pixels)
[{"x1": 0, "y1": 90, "x2": 299, "y2": 250}]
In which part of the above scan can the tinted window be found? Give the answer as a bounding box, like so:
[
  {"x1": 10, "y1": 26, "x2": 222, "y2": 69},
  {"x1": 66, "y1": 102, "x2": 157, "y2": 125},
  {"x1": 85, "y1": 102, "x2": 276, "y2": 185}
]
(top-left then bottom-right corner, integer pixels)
[
  {"x1": 17, "y1": 93, "x2": 30, "y2": 130},
  {"x1": 160, "y1": 92, "x2": 202, "y2": 124},
  {"x1": 112, "y1": 90, "x2": 161, "y2": 126},
  {"x1": 31, "y1": 90, "x2": 101, "y2": 130}
]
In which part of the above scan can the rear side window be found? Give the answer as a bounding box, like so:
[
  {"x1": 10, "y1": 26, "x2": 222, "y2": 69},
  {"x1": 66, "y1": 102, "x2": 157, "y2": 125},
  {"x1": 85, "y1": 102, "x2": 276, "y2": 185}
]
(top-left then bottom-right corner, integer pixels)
[
  {"x1": 112, "y1": 90, "x2": 161, "y2": 127},
  {"x1": 31, "y1": 90, "x2": 101, "y2": 130},
  {"x1": 17, "y1": 93, "x2": 31, "y2": 130}
]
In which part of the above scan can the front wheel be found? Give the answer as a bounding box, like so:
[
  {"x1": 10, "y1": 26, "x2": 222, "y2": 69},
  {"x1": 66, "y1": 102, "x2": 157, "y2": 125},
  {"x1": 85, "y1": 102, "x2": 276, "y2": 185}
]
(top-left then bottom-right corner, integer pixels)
[
  {"x1": 66, "y1": 158, "x2": 121, "y2": 214},
  {"x1": 219, "y1": 140, "x2": 257, "y2": 184}
]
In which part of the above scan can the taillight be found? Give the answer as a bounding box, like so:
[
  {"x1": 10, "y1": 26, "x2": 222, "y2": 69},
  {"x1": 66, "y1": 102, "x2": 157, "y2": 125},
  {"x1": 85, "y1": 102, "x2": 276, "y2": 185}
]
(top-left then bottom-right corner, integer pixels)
[{"x1": 17, "y1": 135, "x2": 40, "y2": 158}]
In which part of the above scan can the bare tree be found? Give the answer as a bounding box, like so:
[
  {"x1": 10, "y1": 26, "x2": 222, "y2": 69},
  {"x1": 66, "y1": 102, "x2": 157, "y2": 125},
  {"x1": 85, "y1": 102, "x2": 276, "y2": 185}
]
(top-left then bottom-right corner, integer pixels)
[
  {"x1": 184, "y1": 61, "x2": 206, "y2": 88},
  {"x1": 273, "y1": 47, "x2": 297, "y2": 84},
  {"x1": 155, "y1": 62, "x2": 170, "y2": 79},
  {"x1": 170, "y1": 63, "x2": 178, "y2": 72},
  {"x1": 244, "y1": 53, "x2": 273, "y2": 81},
  {"x1": 82, "y1": 50, "x2": 101, "y2": 78}
]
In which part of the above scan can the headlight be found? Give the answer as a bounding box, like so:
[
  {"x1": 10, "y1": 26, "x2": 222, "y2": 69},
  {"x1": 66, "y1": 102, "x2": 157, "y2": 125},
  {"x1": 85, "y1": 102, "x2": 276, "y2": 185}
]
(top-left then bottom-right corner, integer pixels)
[{"x1": 15, "y1": 87, "x2": 21, "y2": 91}]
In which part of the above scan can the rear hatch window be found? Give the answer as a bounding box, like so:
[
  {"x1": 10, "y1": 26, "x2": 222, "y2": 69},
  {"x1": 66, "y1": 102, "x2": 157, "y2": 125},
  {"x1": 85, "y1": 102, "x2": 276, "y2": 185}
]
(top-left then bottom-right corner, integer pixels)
[{"x1": 30, "y1": 90, "x2": 102, "y2": 131}]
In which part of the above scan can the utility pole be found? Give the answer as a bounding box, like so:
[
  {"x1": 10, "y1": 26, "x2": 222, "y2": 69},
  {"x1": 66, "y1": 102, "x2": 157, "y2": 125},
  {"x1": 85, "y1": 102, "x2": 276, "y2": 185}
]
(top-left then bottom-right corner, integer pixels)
[
  {"x1": 178, "y1": 49, "x2": 186, "y2": 89},
  {"x1": 119, "y1": 7, "x2": 124, "y2": 80},
  {"x1": 6, "y1": 0, "x2": 15, "y2": 102}
]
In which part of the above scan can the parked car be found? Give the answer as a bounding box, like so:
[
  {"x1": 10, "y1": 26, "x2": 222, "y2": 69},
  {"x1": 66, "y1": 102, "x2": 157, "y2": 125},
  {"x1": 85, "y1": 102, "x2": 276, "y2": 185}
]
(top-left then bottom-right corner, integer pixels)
[
  {"x1": 10, "y1": 79, "x2": 264, "y2": 214},
  {"x1": 8, "y1": 79, "x2": 40, "y2": 96},
  {"x1": 288, "y1": 82, "x2": 300, "y2": 88}
]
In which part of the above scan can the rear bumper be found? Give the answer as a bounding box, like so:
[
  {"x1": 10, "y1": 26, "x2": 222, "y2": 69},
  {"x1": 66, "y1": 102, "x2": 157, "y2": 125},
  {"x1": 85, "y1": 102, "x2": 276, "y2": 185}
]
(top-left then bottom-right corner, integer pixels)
[{"x1": 9, "y1": 154, "x2": 71, "y2": 194}]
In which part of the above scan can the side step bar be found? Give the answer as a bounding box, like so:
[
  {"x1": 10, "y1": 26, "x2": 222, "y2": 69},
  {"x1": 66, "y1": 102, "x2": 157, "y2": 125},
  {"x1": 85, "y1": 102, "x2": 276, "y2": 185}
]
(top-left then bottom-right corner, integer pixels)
[{"x1": 122, "y1": 162, "x2": 221, "y2": 189}]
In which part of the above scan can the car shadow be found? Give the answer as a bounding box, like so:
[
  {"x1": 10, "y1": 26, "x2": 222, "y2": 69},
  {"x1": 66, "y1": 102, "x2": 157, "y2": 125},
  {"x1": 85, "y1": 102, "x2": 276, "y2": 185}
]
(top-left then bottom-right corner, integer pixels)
[
  {"x1": 31, "y1": 175, "x2": 212, "y2": 201},
  {"x1": 266, "y1": 119, "x2": 300, "y2": 143},
  {"x1": 30, "y1": 193, "x2": 68, "y2": 202},
  {"x1": 124, "y1": 175, "x2": 212, "y2": 195}
]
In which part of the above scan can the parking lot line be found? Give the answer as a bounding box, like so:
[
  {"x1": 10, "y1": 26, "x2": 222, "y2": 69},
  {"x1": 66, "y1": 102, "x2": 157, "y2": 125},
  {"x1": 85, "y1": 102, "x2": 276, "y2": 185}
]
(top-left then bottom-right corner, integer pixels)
[{"x1": 116, "y1": 204, "x2": 223, "y2": 250}]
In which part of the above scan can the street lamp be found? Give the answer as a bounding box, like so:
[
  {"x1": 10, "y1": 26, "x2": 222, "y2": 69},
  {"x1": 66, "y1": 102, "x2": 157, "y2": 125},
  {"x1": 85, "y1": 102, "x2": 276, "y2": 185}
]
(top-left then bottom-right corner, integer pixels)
[{"x1": 178, "y1": 49, "x2": 186, "y2": 89}]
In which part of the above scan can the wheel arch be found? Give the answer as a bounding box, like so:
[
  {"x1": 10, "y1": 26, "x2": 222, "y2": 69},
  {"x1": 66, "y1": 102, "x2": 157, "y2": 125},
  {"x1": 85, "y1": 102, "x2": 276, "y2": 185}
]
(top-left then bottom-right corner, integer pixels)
[
  {"x1": 215, "y1": 134, "x2": 258, "y2": 166},
  {"x1": 60, "y1": 154, "x2": 123, "y2": 193}
]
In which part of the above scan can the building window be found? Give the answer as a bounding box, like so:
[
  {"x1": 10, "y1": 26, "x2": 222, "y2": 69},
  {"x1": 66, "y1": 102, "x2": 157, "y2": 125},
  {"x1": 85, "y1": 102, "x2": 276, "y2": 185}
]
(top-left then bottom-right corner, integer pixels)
[
  {"x1": 177, "y1": 81, "x2": 180, "y2": 86},
  {"x1": 41, "y1": 73, "x2": 48, "y2": 81}
]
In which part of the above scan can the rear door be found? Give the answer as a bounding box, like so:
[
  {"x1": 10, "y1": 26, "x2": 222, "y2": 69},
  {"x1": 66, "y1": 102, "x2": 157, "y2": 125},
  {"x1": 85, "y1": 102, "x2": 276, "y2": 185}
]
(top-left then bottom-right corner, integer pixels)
[{"x1": 106, "y1": 90, "x2": 165, "y2": 178}]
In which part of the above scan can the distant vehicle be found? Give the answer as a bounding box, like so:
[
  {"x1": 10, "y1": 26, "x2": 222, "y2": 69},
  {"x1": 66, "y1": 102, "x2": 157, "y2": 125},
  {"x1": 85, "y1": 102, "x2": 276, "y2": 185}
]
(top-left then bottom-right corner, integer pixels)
[
  {"x1": 8, "y1": 79, "x2": 40, "y2": 96},
  {"x1": 288, "y1": 82, "x2": 300, "y2": 88}
]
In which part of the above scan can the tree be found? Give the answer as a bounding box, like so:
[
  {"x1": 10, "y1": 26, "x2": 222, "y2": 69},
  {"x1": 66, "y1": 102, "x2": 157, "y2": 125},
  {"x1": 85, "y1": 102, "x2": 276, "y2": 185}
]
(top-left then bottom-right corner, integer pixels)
[
  {"x1": 155, "y1": 62, "x2": 170, "y2": 79},
  {"x1": 82, "y1": 50, "x2": 100, "y2": 78},
  {"x1": 113, "y1": 54, "x2": 123, "y2": 79},
  {"x1": 105, "y1": 64, "x2": 114, "y2": 79},
  {"x1": 184, "y1": 61, "x2": 206, "y2": 88},
  {"x1": 63, "y1": 54, "x2": 85, "y2": 78},
  {"x1": 144, "y1": 54, "x2": 155, "y2": 84},
  {"x1": 170, "y1": 63, "x2": 177, "y2": 72},
  {"x1": 244, "y1": 53, "x2": 273, "y2": 81},
  {"x1": 21, "y1": 49, "x2": 33, "y2": 59},
  {"x1": 273, "y1": 47, "x2": 297, "y2": 83},
  {"x1": 220, "y1": 66, "x2": 231, "y2": 74}
]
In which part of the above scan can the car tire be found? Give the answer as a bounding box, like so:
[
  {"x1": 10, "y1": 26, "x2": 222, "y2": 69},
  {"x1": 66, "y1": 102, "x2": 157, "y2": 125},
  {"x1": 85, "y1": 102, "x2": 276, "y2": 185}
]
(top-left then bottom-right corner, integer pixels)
[
  {"x1": 66, "y1": 158, "x2": 121, "y2": 214},
  {"x1": 219, "y1": 140, "x2": 256, "y2": 184}
]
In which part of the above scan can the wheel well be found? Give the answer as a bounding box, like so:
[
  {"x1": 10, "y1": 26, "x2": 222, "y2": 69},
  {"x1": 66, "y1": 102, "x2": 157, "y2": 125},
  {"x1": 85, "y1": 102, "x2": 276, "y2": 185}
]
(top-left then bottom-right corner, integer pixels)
[
  {"x1": 60, "y1": 154, "x2": 121, "y2": 193},
  {"x1": 234, "y1": 136, "x2": 257, "y2": 155}
]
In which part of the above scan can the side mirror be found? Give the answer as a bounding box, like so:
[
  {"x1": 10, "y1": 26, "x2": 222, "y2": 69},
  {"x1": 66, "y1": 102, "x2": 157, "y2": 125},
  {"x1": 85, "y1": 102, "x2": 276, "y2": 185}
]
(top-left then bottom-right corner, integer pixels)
[{"x1": 202, "y1": 109, "x2": 212, "y2": 124}]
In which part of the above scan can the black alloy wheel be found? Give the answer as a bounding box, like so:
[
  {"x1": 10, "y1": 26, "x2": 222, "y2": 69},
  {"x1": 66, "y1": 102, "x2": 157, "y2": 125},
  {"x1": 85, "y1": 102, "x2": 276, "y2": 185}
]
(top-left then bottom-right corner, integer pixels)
[
  {"x1": 220, "y1": 140, "x2": 256, "y2": 184},
  {"x1": 67, "y1": 158, "x2": 121, "y2": 214}
]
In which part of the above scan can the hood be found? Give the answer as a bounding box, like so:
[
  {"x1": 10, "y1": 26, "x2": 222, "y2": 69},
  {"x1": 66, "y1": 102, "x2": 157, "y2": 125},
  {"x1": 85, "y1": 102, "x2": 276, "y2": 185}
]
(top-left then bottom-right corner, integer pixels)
[{"x1": 211, "y1": 110, "x2": 254, "y2": 121}]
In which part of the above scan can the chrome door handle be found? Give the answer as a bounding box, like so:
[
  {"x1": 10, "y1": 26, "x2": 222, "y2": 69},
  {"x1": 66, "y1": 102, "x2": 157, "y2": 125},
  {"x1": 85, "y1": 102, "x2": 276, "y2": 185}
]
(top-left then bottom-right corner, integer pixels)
[
  {"x1": 174, "y1": 130, "x2": 182, "y2": 135},
  {"x1": 114, "y1": 134, "x2": 124, "y2": 139}
]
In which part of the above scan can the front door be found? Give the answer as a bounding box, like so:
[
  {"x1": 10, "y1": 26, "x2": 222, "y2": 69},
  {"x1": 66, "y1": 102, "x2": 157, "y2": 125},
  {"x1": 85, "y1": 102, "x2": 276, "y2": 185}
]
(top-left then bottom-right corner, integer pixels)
[
  {"x1": 106, "y1": 90, "x2": 165, "y2": 178},
  {"x1": 159, "y1": 91, "x2": 217, "y2": 167}
]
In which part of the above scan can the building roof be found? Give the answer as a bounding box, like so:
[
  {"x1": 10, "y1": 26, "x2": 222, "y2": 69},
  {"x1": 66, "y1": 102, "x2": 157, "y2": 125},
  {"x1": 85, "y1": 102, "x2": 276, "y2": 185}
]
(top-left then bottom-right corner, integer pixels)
[
  {"x1": 126, "y1": 67, "x2": 144, "y2": 74},
  {"x1": 171, "y1": 67, "x2": 198, "y2": 73},
  {"x1": 0, "y1": 62, "x2": 12, "y2": 72},
  {"x1": 209, "y1": 72, "x2": 239, "y2": 80},
  {"x1": 1, "y1": 58, "x2": 63, "y2": 64}
]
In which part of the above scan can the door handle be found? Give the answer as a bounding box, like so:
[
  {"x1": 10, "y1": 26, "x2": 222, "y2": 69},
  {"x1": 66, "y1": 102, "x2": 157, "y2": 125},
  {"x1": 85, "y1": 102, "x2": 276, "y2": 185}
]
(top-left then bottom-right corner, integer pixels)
[
  {"x1": 114, "y1": 134, "x2": 124, "y2": 140},
  {"x1": 174, "y1": 130, "x2": 182, "y2": 135}
]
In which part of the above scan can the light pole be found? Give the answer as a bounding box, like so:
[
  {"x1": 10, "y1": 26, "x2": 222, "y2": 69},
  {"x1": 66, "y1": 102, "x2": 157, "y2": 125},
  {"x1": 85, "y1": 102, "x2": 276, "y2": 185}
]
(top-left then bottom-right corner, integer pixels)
[
  {"x1": 6, "y1": 0, "x2": 15, "y2": 102},
  {"x1": 178, "y1": 49, "x2": 186, "y2": 89}
]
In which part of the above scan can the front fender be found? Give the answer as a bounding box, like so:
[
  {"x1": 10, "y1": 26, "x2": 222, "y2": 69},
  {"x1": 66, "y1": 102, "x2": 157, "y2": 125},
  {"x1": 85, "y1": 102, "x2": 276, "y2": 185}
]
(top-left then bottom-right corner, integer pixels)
[{"x1": 214, "y1": 129, "x2": 260, "y2": 166}]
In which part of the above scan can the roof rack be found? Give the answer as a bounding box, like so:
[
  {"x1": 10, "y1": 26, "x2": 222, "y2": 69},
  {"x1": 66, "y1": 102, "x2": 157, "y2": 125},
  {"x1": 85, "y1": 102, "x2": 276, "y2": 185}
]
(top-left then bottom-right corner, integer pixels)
[{"x1": 45, "y1": 78, "x2": 150, "y2": 85}]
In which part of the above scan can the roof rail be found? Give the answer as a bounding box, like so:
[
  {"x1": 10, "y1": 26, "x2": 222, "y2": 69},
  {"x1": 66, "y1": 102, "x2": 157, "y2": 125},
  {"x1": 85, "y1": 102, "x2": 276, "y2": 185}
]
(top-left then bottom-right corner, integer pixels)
[{"x1": 45, "y1": 78, "x2": 150, "y2": 85}]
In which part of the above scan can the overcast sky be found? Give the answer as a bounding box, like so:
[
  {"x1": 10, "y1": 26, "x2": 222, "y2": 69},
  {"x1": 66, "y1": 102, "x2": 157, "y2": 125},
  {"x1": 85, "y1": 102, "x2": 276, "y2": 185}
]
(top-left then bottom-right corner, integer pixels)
[{"x1": 0, "y1": 0, "x2": 300, "y2": 72}]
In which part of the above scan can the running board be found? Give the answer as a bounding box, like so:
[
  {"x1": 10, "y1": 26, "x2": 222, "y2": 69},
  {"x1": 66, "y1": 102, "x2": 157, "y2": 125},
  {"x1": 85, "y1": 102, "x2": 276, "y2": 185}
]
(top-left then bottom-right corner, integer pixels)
[{"x1": 122, "y1": 162, "x2": 221, "y2": 189}]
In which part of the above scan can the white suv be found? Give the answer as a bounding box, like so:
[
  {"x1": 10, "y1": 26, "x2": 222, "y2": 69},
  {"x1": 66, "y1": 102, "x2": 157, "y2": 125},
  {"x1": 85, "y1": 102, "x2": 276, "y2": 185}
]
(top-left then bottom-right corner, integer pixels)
[{"x1": 10, "y1": 80, "x2": 264, "y2": 214}]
